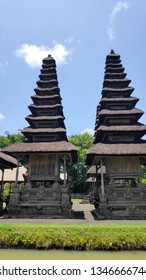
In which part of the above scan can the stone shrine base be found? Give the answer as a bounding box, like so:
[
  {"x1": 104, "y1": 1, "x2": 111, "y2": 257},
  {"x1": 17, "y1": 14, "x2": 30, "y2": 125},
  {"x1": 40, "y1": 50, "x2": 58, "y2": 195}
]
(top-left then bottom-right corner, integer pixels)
[
  {"x1": 93, "y1": 204, "x2": 146, "y2": 220},
  {"x1": 93, "y1": 184, "x2": 146, "y2": 220},
  {"x1": 6, "y1": 184, "x2": 72, "y2": 218}
]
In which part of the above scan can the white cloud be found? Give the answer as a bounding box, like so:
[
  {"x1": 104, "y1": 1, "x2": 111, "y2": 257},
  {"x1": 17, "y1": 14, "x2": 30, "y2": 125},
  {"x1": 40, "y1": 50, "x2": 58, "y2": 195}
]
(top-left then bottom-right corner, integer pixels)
[
  {"x1": 14, "y1": 42, "x2": 72, "y2": 68},
  {"x1": 107, "y1": 27, "x2": 115, "y2": 42},
  {"x1": 64, "y1": 37, "x2": 81, "y2": 44},
  {"x1": 110, "y1": 1, "x2": 129, "y2": 23},
  {"x1": 0, "y1": 113, "x2": 5, "y2": 121},
  {"x1": 108, "y1": 1, "x2": 130, "y2": 42},
  {"x1": 81, "y1": 128, "x2": 94, "y2": 136},
  {"x1": 64, "y1": 37, "x2": 74, "y2": 44}
]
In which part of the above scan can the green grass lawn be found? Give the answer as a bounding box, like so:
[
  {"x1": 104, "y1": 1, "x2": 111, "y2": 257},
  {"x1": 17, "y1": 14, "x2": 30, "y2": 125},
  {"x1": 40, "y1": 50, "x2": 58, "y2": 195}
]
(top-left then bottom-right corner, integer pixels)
[
  {"x1": 71, "y1": 198, "x2": 82, "y2": 203},
  {"x1": 0, "y1": 224, "x2": 146, "y2": 250}
]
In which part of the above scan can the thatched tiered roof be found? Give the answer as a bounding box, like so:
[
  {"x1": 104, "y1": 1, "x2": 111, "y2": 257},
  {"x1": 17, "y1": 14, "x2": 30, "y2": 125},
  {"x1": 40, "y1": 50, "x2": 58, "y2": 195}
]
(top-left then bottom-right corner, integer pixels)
[
  {"x1": 3, "y1": 141, "x2": 77, "y2": 162},
  {"x1": 3, "y1": 55, "x2": 77, "y2": 163},
  {"x1": 0, "y1": 149, "x2": 17, "y2": 169},
  {"x1": 22, "y1": 55, "x2": 68, "y2": 142},
  {"x1": 86, "y1": 50, "x2": 146, "y2": 164}
]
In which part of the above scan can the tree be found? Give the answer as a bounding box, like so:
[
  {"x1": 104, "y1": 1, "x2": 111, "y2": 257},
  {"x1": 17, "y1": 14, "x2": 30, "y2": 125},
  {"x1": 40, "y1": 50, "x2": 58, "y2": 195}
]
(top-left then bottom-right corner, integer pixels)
[
  {"x1": 68, "y1": 132, "x2": 94, "y2": 193},
  {"x1": 141, "y1": 165, "x2": 146, "y2": 184},
  {"x1": 0, "y1": 131, "x2": 26, "y2": 148}
]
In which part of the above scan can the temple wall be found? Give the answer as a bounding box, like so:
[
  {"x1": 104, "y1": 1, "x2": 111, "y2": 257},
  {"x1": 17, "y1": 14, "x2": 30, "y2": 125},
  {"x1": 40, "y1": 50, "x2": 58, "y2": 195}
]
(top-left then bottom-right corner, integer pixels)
[
  {"x1": 28, "y1": 154, "x2": 60, "y2": 180},
  {"x1": 105, "y1": 156, "x2": 141, "y2": 176}
]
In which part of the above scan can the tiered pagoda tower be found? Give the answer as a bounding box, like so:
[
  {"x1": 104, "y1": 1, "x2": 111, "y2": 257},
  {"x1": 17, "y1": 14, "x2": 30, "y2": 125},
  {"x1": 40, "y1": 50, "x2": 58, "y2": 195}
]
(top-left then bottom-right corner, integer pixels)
[
  {"x1": 86, "y1": 50, "x2": 146, "y2": 219},
  {"x1": 3, "y1": 55, "x2": 77, "y2": 218},
  {"x1": 23, "y1": 55, "x2": 68, "y2": 143}
]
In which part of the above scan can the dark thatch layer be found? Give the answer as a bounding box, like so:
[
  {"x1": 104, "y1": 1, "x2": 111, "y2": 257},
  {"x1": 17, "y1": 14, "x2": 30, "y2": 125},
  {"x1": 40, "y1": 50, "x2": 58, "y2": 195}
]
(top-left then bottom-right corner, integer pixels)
[
  {"x1": 104, "y1": 73, "x2": 126, "y2": 79},
  {"x1": 34, "y1": 86, "x2": 60, "y2": 94},
  {"x1": 106, "y1": 52, "x2": 120, "y2": 59},
  {"x1": 103, "y1": 79, "x2": 131, "y2": 87},
  {"x1": 101, "y1": 97, "x2": 139, "y2": 103},
  {"x1": 105, "y1": 63, "x2": 122, "y2": 68},
  {"x1": 31, "y1": 94, "x2": 61, "y2": 99},
  {"x1": 97, "y1": 125, "x2": 146, "y2": 132},
  {"x1": 99, "y1": 108, "x2": 143, "y2": 116},
  {"x1": 86, "y1": 142, "x2": 146, "y2": 164},
  {"x1": 25, "y1": 115, "x2": 64, "y2": 121},
  {"x1": 2, "y1": 142, "x2": 78, "y2": 162},
  {"x1": 22, "y1": 127, "x2": 66, "y2": 133},
  {"x1": 28, "y1": 104, "x2": 62, "y2": 109},
  {"x1": 102, "y1": 87, "x2": 134, "y2": 93},
  {"x1": 0, "y1": 149, "x2": 18, "y2": 169},
  {"x1": 104, "y1": 67, "x2": 125, "y2": 73}
]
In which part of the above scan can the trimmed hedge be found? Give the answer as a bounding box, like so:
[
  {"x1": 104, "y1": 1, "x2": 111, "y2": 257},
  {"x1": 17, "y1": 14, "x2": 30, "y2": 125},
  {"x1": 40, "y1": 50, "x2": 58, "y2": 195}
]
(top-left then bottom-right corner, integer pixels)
[{"x1": 0, "y1": 224, "x2": 146, "y2": 250}]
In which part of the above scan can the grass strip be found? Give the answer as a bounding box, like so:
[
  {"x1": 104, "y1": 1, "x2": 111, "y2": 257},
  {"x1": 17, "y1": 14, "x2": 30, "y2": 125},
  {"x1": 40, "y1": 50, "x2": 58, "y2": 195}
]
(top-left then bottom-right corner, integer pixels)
[{"x1": 0, "y1": 224, "x2": 146, "y2": 250}]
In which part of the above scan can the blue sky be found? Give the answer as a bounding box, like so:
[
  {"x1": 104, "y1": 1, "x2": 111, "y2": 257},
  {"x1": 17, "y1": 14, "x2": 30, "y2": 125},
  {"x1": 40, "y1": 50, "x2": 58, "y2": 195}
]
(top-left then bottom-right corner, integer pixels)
[{"x1": 0, "y1": 0, "x2": 146, "y2": 137}]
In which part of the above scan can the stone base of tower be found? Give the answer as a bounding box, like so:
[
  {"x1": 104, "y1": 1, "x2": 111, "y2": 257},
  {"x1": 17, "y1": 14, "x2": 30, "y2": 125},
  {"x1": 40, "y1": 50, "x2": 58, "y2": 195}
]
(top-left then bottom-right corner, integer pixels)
[
  {"x1": 93, "y1": 183, "x2": 146, "y2": 220},
  {"x1": 94, "y1": 204, "x2": 146, "y2": 220},
  {"x1": 7, "y1": 205, "x2": 72, "y2": 219},
  {"x1": 6, "y1": 184, "x2": 72, "y2": 218}
]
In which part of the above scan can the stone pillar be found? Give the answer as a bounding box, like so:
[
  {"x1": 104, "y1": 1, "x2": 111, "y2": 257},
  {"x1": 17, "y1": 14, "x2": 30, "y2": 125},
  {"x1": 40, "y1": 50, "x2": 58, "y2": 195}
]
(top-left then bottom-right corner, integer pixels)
[
  {"x1": 97, "y1": 159, "x2": 108, "y2": 219},
  {"x1": 9, "y1": 156, "x2": 21, "y2": 208},
  {"x1": 15, "y1": 156, "x2": 20, "y2": 187},
  {"x1": 100, "y1": 158, "x2": 105, "y2": 197},
  {"x1": 0, "y1": 169, "x2": 4, "y2": 212},
  {"x1": 1, "y1": 169, "x2": 4, "y2": 194},
  {"x1": 63, "y1": 155, "x2": 67, "y2": 187}
]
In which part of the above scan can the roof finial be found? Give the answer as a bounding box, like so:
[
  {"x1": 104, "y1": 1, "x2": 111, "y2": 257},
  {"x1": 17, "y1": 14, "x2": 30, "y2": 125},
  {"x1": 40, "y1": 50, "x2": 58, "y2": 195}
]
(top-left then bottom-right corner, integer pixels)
[{"x1": 110, "y1": 49, "x2": 115, "y2": 54}]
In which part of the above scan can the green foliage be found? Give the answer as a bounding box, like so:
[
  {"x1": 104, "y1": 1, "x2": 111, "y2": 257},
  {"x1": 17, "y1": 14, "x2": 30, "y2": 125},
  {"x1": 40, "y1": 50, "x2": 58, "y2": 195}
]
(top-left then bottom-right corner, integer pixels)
[
  {"x1": 0, "y1": 131, "x2": 26, "y2": 148},
  {"x1": 68, "y1": 161, "x2": 89, "y2": 193},
  {"x1": 69, "y1": 132, "x2": 93, "y2": 161},
  {"x1": 3, "y1": 183, "x2": 11, "y2": 198},
  {"x1": 0, "y1": 224, "x2": 146, "y2": 250},
  {"x1": 141, "y1": 165, "x2": 146, "y2": 184},
  {"x1": 68, "y1": 133, "x2": 94, "y2": 193}
]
